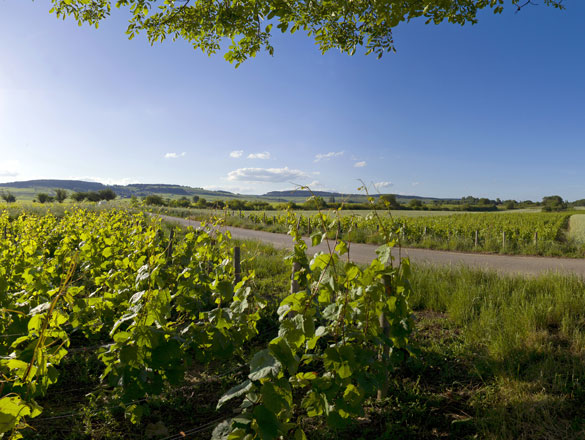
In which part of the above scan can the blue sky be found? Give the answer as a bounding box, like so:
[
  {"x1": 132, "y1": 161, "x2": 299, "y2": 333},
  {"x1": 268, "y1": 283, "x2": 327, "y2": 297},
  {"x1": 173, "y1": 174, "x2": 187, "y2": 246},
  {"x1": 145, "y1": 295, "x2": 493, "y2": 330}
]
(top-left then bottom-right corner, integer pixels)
[{"x1": 0, "y1": 1, "x2": 583, "y2": 200}]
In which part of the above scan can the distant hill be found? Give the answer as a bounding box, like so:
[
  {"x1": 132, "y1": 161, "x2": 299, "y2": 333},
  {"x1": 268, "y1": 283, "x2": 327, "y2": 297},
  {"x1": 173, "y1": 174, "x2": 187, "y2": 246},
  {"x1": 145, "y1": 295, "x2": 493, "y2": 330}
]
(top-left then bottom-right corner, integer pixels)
[
  {"x1": 0, "y1": 179, "x2": 458, "y2": 204},
  {"x1": 0, "y1": 179, "x2": 243, "y2": 201},
  {"x1": 2, "y1": 179, "x2": 106, "y2": 192},
  {"x1": 263, "y1": 190, "x2": 455, "y2": 204}
]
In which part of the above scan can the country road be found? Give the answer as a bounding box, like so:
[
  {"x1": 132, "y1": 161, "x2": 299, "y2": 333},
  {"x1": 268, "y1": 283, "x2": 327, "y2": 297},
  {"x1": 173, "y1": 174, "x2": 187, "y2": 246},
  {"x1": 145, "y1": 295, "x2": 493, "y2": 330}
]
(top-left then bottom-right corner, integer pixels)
[{"x1": 158, "y1": 214, "x2": 585, "y2": 278}]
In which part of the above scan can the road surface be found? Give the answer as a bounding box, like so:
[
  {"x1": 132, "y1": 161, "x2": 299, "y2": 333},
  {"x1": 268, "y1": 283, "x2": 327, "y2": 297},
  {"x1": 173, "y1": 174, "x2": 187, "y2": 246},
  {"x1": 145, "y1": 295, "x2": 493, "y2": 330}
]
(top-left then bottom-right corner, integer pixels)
[{"x1": 159, "y1": 215, "x2": 585, "y2": 277}]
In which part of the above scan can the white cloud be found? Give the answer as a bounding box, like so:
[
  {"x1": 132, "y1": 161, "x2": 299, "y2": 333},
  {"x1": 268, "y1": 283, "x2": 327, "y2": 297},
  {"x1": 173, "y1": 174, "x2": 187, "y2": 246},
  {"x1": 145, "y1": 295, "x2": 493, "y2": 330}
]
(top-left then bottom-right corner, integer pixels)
[
  {"x1": 312, "y1": 171, "x2": 321, "y2": 175},
  {"x1": 247, "y1": 152, "x2": 271, "y2": 160},
  {"x1": 354, "y1": 161, "x2": 366, "y2": 168},
  {"x1": 229, "y1": 150, "x2": 244, "y2": 158},
  {"x1": 412, "y1": 182, "x2": 420, "y2": 186},
  {"x1": 227, "y1": 167, "x2": 308, "y2": 183},
  {"x1": 164, "y1": 152, "x2": 186, "y2": 159},
  {"x1": 314, "y1": 151, "x2": 344, "y2": 162},
  {"x1": 374, "y1": 181, "x2": 393, "y2": 190},
  {"x1": 0, "y1": 160, "x2": 20, "y2": 178}
]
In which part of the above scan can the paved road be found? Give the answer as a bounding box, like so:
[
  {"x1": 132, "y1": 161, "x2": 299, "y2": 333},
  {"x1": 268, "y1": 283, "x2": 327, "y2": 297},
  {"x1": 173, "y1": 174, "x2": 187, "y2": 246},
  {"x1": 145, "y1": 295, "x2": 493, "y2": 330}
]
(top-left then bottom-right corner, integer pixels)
[{"x1": 159, "y1": 215, "x2": 585, "y2": 277}]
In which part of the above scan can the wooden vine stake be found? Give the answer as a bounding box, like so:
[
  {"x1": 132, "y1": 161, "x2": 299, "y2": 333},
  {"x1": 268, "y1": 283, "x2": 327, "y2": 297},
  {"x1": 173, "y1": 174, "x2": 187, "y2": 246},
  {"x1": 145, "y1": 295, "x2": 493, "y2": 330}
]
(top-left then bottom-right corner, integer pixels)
[
  {"x1": 290, "y1": 262, "x2": 300, "y2": 294},
  {"x1": 474, "y1": 230, "x2": 478, "y2": 247},
  {"x1": 166, "y1": 229, "x2": 174, "y2": 261},
  {"x1": 234, "y1": 246, "x2": 241, "y2": 283},
  {"x1": 377, "y1": 274, "x2": 391, "y2": 401},
  {"x1": 502, "y1": 231, "x2": 506, "y2": 250},
  {"x1": 534, "y1": 231, "x2": 538, "y2": 246}
]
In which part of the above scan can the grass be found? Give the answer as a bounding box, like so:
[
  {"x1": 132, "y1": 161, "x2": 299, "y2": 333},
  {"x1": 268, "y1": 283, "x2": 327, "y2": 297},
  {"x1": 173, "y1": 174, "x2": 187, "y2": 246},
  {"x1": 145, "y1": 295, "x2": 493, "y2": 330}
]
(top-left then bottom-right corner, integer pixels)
[{"x1": 568, "y1": 213, "x2": 585, "y2": 244}]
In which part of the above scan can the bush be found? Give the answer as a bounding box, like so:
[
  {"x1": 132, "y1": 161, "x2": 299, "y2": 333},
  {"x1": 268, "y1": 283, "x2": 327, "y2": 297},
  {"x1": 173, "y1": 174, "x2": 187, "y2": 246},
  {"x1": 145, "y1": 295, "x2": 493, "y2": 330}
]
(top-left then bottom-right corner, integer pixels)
[
  {"x1": 1, "y1": 191, "x2": 16, "y2": 203},
  {"x1": 144, "y1": 194, "x2": 165, "y2": 206},
  {"x1": 71, "y1": 192, "x2": 86, "y2": 202},
  {"x1": 98, "y1": 189, "x2": 116, "y2": 201},
  {"x1": 55, "y1": 189, "x2": 68, "y2": 203},
  {"x1": 37, "y1": 193, "x2": 53, "y2": 203}
]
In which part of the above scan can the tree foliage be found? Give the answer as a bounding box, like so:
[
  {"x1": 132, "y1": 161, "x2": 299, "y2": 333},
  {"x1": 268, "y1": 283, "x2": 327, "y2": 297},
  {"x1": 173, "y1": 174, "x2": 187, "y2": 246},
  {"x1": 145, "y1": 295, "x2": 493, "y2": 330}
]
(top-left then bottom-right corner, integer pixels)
[
  {"x1": 0, "y1": 191, "x2": 16, "y2": 203},
  {"x1": 48, "y1": 0, "x2": 565, "y2": 66},
  {"x1": 55, "y1": 189, "x2": 68, "y2": 203}
]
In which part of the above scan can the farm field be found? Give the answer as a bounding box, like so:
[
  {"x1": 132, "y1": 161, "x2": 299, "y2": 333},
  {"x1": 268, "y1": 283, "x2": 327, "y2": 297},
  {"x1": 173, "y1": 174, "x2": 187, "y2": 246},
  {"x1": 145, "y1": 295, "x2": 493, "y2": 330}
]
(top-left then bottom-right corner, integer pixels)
[
  {"x1": 152, "y1": 206, "x2": 585, "y2": 258},
  {"x1": 1, "y1": 207, "x2": 585, "y2": 440},
  {"x1": 568, "y1": 214, "x2": 585, "y2": 244}
]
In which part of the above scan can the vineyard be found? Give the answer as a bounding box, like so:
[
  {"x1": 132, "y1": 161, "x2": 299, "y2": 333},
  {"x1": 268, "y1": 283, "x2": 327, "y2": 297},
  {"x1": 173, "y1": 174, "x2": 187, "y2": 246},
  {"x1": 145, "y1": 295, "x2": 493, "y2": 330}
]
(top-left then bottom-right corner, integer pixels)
[
  {"x1": 161, "y1": 208, "x2": 580, "y2": 257},
  {"x1": 0, "y1": 208, "x2": 412, "y2": 439}
]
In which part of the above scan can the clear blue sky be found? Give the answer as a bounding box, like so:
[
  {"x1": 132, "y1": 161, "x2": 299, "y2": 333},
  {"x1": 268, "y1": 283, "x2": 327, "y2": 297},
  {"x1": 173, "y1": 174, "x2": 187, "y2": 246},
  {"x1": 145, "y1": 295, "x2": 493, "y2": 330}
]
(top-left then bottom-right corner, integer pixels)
[{"x1": 0, "y1": 1, "x2": 583, "y2": 200}]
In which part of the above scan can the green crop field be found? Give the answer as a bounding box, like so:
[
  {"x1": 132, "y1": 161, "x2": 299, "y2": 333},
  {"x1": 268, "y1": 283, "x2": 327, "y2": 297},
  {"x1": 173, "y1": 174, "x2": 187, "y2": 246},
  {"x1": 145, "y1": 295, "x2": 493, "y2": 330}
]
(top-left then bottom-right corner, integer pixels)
[{"x1": 150, "y1": 206, "x2": 584, "y2": 257}]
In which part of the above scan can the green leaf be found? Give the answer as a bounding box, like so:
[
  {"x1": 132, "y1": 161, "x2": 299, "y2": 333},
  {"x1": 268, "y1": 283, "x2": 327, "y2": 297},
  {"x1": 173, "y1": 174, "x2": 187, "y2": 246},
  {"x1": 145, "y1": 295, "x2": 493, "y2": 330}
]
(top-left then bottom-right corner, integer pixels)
[
  {"x1": 311, "y1": 232, "x2": 324, "y2": 246},
  {"x1": 217, "y1": 380, "x2": 253, "y2": 409},
  {"x1": 253, "y1": 405, "x2": 280, "y2": 439},
  {"x1": 335, "y1": 240, "x2": 348, "y2": 255},
  {"x1": 269, "y1": 337, "x2": 299, "y2": 375},
  {"x1": 376, "y1": 244, "x2": 393, "y2": 265},
  {"x1": 294, "y1": 429, "x2": 307, "y2": 440},
  {"x1": 249, "y1": 349, "x2": 281, "y2": 381}
]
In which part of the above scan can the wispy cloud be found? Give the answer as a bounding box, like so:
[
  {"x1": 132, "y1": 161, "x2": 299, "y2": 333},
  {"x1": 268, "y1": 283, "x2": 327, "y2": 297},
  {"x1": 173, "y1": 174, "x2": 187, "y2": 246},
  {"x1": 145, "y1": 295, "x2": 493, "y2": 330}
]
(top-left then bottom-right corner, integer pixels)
[
  {"x1": 374, "y1": 181, "x2": 393, "y2": 191},
  {"x1": 164, "y1": 152, "x2": 186, "y2": 159},
  {"x1": 0, "y1": 160, "x2": 20, "y2": 178},
  {"x1": 354, "y1": 161, "x2": 366, "y2": 168},
  {"x1": 314, "y1": 151, "x2": 344, "y2": 162},
  {"x1": 229, "y1": 150, "x2": 244, "y2": 158},
  {"x1": 227, "y1": 167, "x2": 307, "y2": 183},
  {"x1": 247, "y1": 152, "x2": 271, "y2": 160},
  {"x1": 412, "y1": 182, "x2": 420, "y2": 186}
]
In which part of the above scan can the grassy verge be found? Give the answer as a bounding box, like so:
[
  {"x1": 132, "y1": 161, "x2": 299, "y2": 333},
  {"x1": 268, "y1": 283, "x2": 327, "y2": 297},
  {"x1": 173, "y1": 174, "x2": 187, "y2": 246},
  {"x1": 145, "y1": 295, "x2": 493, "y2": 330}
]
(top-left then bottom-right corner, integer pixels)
[{"x1": 568, "y1": 214, "x2": 585, "y2": 244}]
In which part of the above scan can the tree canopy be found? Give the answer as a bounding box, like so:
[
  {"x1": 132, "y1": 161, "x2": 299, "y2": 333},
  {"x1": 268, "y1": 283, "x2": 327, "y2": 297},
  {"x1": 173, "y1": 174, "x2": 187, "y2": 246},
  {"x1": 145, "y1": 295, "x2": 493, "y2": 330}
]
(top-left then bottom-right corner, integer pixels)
[{"x1": 49, "y1": 0, "x2": 564, "y2": 66}]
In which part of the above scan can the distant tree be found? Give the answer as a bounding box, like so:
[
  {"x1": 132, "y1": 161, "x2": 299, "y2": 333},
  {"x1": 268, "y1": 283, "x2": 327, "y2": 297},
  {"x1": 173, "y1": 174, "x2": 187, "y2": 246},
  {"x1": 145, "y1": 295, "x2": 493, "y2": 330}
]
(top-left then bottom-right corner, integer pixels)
[
  {"x1": 37, "y1": 193, "x2": 53, "y2": 203},
  {"x1": 55, "y1": 189, "x2": 68, "y2": 203},
  {"x1": 85, "y1": 191, "x2": 102, "y2": 202},
  {"x1": 1, "y1": 191, "x2": 16, "y2": 203},
  {"x1": 303, "y1": 196, "x2": 327, "y2": 210},
  {"x1": 196, "y1": 197, "x2": 208, "y2": 208},
  {"x1": 192, "y1": 195, "x2": 200, "y2": 203},
  {"x1": 542, "y1": 195, "x2": 566, "y2": 212},
  {"x1": 175, "y1": 196, "x2": 191, "y2": 208},
  {"x1": 227, "y1": 199, "x2": 246, "y2": 211},
  {"x1": 98, "y1": 189, "x2": 117, "y2": 201},
  {"x1": 503, "y1": 200, "x2": 517, "y2": 210},
  {"x1": 571, "y1": 199, "x2": 585, "y2": 207},
  {"x1": 328, "y1": 195, "x2": 336, "y2": 204},
  {"x1": 379, "y1": 194, "x2": 400, "y2": 209},
  {"x1": 71, "y1": 192, "x2": 86, "y2": 202},
  {"x1": 144, "y1": 194, "x2": 165, "y2": 206},
  {"x1": 408, "y1": 199, "x2": 423, "y2": 209}
]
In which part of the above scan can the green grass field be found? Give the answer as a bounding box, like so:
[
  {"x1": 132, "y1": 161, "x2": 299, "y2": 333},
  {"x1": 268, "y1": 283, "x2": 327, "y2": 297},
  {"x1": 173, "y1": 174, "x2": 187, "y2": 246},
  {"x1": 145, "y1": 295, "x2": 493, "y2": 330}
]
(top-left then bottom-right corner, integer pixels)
[{"x1": 568, "y1": 213, "x2": 585, "y2": 243}]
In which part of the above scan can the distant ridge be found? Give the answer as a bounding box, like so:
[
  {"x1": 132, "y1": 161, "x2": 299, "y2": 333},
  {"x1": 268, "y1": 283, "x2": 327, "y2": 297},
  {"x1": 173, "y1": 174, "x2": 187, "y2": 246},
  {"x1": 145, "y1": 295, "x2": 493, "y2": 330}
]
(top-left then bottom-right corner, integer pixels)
[
  {"x1": 1, "y1": 179, "x2": 106, "y2": 192},
  {"x1": 0, "y1": 179, "x2": 456, "y2": 203},
  {"x1": 0, "y1": 179, "x2": 240, "y2": 200},
  {"x1": 263, "y1": 190, "x2": 452, "y2": 203}
]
